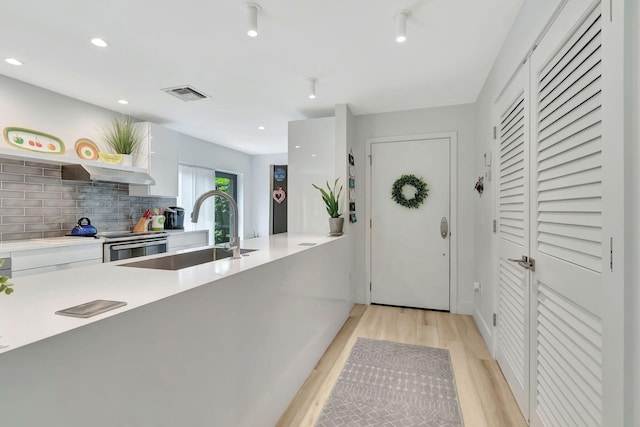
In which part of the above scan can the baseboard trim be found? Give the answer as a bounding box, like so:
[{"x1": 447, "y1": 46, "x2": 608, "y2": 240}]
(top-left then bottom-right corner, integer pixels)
[
  {"x1": 473, "y1": 306, "x2": 494, "y2": 357},
  {"x1": 455, "y1": 300, "x2": 474, "y2": 315}
]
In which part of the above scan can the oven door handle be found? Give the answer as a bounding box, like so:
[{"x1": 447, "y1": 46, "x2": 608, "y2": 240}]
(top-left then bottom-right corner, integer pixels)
[{"x1": 109, "y1": 240, "x2": 167, "y2": 251}]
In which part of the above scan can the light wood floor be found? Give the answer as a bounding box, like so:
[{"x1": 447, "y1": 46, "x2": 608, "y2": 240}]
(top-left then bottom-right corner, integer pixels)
[{"x1": 276, "y1": 304, "x2": 527, "y2": 427}]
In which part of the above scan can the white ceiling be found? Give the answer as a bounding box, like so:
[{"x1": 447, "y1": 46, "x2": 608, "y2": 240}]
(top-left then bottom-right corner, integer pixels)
[{"x1": 0, "y1": 0, "x2": 522, "y2": 155}]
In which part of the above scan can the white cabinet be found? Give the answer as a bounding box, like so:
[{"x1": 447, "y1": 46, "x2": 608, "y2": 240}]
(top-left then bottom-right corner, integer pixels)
[
  {"x1": 167, "y1": 230, "x2": 209, "y2": 252},
  {"x1": 129, "y1": 122, "x2": 178, "y2": 197},
  {"x1": 12, "y1": 243, "x2": 103, "y2": 278}
]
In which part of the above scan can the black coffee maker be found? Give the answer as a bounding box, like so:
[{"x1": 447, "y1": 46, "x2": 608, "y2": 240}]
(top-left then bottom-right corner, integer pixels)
[{"x1": 164, "y1": 207, "x2": 185, "y2": 230}]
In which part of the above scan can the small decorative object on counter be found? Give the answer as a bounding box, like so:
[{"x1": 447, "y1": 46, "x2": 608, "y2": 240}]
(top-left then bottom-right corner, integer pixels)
[
  {"x1": 69, "y1": 217, "x2": 98, "y2": 236},
  {"x1": 133, "y1": 209, "x2": 153, "y2": 233},
  {"x1": 474, "y1": 176, "x2": 484, "y2": 196},
  {"x1": 312, "y1": 178, "x2": 344, "y2": 236},
  {"x1": 151, "y1": 214, "x2": 165, "y2": 231}
]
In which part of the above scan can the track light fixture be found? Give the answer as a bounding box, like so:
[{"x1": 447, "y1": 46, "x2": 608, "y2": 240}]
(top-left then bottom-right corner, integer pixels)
[
  {"x1": 307, "y1": 78, "x2": 318, "y2": 99},
  {"x1": 395, "y1": 10, "x2": 411, "y2": 43},
  {"x1": 247, "y1": 2, "x2": 262, "y2": 37}
]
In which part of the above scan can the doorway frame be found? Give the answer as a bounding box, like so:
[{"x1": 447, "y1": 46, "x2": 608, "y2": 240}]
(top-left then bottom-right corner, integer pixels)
[{"x1": 365, "y1": 132, "x2": 459, "y2": 312}]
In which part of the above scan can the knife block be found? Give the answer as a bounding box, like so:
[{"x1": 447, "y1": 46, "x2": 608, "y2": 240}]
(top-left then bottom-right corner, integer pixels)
[{"x1": 132, "y1": 217, "x2": 150, "y2": 233}]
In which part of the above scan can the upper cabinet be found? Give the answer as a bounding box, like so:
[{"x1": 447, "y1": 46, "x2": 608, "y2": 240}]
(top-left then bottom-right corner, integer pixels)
[{"x1": 129, "y1": 122, "x2": 179, "y2": 197}]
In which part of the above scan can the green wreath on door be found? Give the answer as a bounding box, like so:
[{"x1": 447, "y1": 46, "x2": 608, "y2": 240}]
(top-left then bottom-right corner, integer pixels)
[{"x1": 391, "y1": 174, "x2": 429, "y2": 209}]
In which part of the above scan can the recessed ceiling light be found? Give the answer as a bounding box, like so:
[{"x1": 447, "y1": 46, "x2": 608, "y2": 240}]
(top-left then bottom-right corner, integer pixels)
[
  {"x1": 91, "y1": 38, "x2": 109, "y2": 48},
  {"x1": 395, "y1": 10, "x2": 411, "y2": 43},
  {"x1": 5, "y1": 58, "x2": 23, "y2": 66},
  {"x1": 311, "y1": 154, "x2": 317, "y2": 157},
  {"x1": 258, "y1": 126, "x2": 266, "y2": 130},
  {"x1": 307, "y1": 78, "x2": 318, "y2": 99},
  {"x1": 295, "y1": 145, "x2": 301, "y2": 149},
  {"x1": 247, "y1": 3, "x2": 262, "y2": 37},
  {"x1": 117, "y1": 99, "x2": 129, "y2": 105}
]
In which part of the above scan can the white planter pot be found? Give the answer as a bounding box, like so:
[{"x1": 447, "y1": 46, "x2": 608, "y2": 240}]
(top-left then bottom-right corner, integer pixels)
[{"x1": 120, "y1": 154, "x2": 133, "y2": 167}]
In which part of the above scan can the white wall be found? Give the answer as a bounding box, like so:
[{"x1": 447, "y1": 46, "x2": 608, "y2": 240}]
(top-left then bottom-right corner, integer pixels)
[
  {"x1": 625, "y1": 0, "x2": 639, "y2": 423},
  {"x1": 250, "y1": 152, "x2": 288, "y2": 237},
  {"x1": 0, "y1": 73, "x2": 276, "y2": 238},
  {"x1": 177, "y1": 131, "x2": 255, "y2": 239},
  {"x1": 287, "y1": 117, "x2": 336, "y2": 234},
  {"x1": 351, "y1": 104, "x2": 476, "y2": 311},
  {"x1": 471, "y1": 0, "x2": 562, "y2": 348},
  {"x1": 0, "y1": 74, "x2": 119, "y2": 159}
]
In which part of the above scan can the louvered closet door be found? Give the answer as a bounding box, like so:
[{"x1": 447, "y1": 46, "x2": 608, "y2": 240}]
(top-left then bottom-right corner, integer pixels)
[
  {"x1": 529, "y1": 2, "x2": 606, "y2": 426},
  {"x1": 495, "y1": 64, "x2": 530, "y2": 419}
]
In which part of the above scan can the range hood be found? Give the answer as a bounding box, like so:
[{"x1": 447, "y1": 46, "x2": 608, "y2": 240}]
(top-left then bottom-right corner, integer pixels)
[{"x1": 61, "y1": 164, "x2": 155, "y2": 185}]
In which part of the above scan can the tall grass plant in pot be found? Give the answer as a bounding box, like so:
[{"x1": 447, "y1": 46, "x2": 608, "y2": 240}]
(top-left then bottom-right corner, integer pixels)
[
  {"x1": 103, "y1": 116, "x2": 144, "y2": 166},
  {"x1": 312, "y1": 178, "x2": 344, "y2": 236}
]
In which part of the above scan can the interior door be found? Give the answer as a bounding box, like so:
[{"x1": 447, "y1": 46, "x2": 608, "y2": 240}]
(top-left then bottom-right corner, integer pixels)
[
  {"x1": 529, "y1": 2, "x2": 606, "y2": 426},
  {"x1": 370, "y1": 137, "x2": 450, "y2": 310},
  {"x1": 495, "y1": 63, "x2": 531, "y2": 419}
]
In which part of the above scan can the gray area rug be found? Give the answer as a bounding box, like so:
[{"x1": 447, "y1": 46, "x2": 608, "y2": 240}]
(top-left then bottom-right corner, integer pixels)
[{"x1": 315, "y1": 337, "x2": 464, "y2": 427}]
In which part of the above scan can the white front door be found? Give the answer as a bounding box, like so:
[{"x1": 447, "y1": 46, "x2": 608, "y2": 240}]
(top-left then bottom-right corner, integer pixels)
[{"x1": 370, "y1": 137, "x2": 451, "y2": 310}]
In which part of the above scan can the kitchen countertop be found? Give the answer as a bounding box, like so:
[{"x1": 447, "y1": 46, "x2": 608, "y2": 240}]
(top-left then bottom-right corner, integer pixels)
[
  {"x1": 0, "y1": 236, "x2": 103, "y2": 257},
  {"x1": 0, "y1": 229, "x2": 208, "y2": 256},
  {"x1": 0, "y1": 233, "x2": 342, "y2": 354},
  {"x1": 163, "y1": 229, "x2": 207, "y2": 234}
]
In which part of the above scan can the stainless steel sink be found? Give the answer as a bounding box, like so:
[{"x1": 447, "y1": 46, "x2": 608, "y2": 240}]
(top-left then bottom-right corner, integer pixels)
[{"x1": 118, "y1": 247, "x2": 257, "y2": 270}]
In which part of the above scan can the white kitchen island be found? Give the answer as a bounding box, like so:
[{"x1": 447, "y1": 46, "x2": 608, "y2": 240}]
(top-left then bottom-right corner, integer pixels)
[{"x1": 0, "y1": 233, "x2": 353, "y2": 427}]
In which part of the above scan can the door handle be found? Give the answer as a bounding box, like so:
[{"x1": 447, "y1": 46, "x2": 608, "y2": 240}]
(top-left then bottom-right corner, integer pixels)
[
  {"x1": 508, "y1": 255, "x2": 535, "y2": 271},
  {"x1": 440, "y1": 217, "x2": 448, "y2": 239}
]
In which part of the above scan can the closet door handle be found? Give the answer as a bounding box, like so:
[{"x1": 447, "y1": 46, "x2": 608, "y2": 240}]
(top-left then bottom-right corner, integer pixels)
[{"x1": 508, "y1": 256, "x2": 536, "y2": 271}]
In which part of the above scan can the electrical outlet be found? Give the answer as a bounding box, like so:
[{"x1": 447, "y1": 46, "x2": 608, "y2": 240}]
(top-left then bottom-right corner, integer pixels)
[{"x1": 473, "y1": 281, "x2": 482, "y2": 294}]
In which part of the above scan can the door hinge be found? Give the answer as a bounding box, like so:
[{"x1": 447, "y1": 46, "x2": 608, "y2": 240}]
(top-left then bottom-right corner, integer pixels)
[
  {"x1": 370, "y1": 218, "x2": 372, "y2": 228},
  {"x1": 370, "y1": 282, "x2": 372, "y2": 292},
  {"x1": 492, "y1": 219, "x2": 497, "y2": 233},
  {"x1": 610, "y1": 237, "x2": 613, "y2": 272},
  {"x1": 493, "y1": 126, "x2": 497, "y2": 140},
  {"x1": 610, "y1": 0, "x2": 613, "y2": 22},
  {"x1": 493, "y1": 313, "x2": 497, "y2": 327},
  {"x1": 369, "y1": 154, "x2": 372, "y2": 165}
]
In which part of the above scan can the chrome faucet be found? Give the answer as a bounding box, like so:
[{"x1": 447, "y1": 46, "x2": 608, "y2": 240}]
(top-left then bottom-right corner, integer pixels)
[{"x1": 191, "y1": 190, "x2": 241, "y2": 259}]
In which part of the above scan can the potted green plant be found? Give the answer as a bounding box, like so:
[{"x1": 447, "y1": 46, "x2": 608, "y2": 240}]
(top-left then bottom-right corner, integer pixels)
[
  {"x1": 103, "y1": 116, "x2": 143, "y2": 166},
  {"x1": 0, "y1": 259, "x2": 13, "y2": 295},
  {"x1": 312, "y1": 178, "x2": 344, "y2": 236}
]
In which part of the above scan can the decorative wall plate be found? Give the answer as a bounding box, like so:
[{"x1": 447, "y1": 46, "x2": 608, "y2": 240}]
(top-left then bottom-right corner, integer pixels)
[
  {"x1": 3, "y1": 127, "x2": 65, "y2": 154},
  {"x1": 75, "y1": 138, "x2": 100, "y2": 160},
  {"x1": 98, "y1": 152, "x2": 123, "y2": 164}
]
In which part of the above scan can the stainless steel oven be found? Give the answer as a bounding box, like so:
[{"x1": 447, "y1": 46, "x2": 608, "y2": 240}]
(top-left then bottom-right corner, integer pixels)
[{"x1": 101, "y1": 232, "x2": 169, "y2": 262}]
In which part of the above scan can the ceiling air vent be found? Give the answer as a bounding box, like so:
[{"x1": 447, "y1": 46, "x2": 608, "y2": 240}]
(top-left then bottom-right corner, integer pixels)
[{"x1": 163, "y1": 85, "x2": 209, "y2": 102}]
